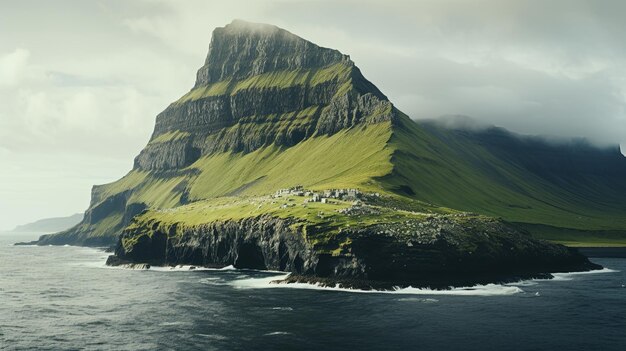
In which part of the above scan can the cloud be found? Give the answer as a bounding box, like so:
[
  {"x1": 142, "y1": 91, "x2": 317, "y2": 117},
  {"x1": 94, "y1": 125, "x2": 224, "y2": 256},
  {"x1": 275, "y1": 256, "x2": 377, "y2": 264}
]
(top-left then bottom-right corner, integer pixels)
[
  {"x1": 121, "y1": 0, "x2": 272, "y2": 55},
  {"x1": 0, "y1": 48, "x2": 31, "y2": 87},
  {"x1": 260, "y1": 0, "x2": 626, "y2": 145},
  {"x1": 1, "y1": 0, "x2": 626, "y2": 229}
]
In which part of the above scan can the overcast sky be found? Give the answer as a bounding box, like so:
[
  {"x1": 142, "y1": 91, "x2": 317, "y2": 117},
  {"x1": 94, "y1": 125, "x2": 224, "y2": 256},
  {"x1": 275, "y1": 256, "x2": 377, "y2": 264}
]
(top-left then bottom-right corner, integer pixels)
[{"x1": 1, "y1": 0, "x2": 625, "y2": 230}]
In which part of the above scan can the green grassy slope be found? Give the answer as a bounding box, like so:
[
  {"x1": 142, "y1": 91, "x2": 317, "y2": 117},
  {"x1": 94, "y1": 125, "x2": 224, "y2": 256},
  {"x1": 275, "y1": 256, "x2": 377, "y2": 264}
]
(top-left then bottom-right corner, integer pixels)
[
  {"x1": 383, "y1": 114, "x2": 626, "y2": 240},
  {"x1": 514, "y1": 223, "x2": 626, "y2": 247},
  {"x1": 100, "y1": 122, "x2": 393, "y2": 205},
  {"x1": 174, "y1": 63, "x2": 354, "y2": 105},
  {"x1": 56, "y1": 112, "x2": 626, "y2": 246},
  {"x1": 58, "y1": 122, "x2": 394, "y2": 243},
  {"x1": 42, "y1": 18, "x2": 626, "y2": 247},
  {"x1": 188, "y1": 123, "x2": 393, "y2": 198},
  {"x1": 72, "y1": 122, "x2": 392, "y2": 221},
  {"x1": 122, "y1": 193, "x2": 441, "y2": 256}
]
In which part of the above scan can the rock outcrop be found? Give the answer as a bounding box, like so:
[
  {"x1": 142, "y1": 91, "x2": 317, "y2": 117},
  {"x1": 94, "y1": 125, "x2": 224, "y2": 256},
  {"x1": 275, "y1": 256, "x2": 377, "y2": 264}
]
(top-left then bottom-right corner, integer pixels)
[
  {"x1": 107, "y1": 213, "x2": 599, "y2": 289},
  {"x1": 136, "y1": 20, "x2": 394, "y2": 171},
  {"x1": 195, "y1": 20, "x2": 350, "y2": 86}
]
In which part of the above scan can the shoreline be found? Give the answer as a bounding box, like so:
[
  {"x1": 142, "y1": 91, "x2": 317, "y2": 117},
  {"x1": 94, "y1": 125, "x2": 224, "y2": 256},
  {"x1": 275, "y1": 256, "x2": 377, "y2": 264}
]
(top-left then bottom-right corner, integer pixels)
[
  {"x1": 275, "y1": 263, "x2": 605, "y2": 291},
  {"x1": 577, "y1": 247, "x2": 626, "y2": 258},
  {"x1": 106, "y1": 254, "x2": 602, "y2": 291}
]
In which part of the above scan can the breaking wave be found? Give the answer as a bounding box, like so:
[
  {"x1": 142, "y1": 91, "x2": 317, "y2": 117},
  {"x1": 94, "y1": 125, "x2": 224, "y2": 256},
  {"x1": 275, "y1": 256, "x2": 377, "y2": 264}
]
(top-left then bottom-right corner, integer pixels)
[
  {"x1": 264, "y1": 331, "x2": 293, "y2": 336},
  {"x1": 227, "y1": 274, "x2": 524, "y2": 296},
  {"x1": 106, "y1": 264, "x2": 237, "y2": 272},
  {"x1": 548, "y1": 267, "x2": 619, "y2": 281}
]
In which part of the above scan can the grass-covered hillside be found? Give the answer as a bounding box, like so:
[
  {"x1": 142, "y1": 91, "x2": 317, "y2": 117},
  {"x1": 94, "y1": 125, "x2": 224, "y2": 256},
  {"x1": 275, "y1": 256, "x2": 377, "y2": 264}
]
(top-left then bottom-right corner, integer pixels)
[
  {"x1": 51, "y1": 112, "x2": 626, "y2": 247},
  {"x1": 121, "y1": 192, "x2": 443, "y2": 256},
  {"x1": 38, "y1": 20, "x2": 626, "y2": 247},
  {"x1": 386, "y1": 115, "x2": 626, "y2": 245},
  {"x1": 43, "y1": 121, "x2": 397, "y2": 245}
]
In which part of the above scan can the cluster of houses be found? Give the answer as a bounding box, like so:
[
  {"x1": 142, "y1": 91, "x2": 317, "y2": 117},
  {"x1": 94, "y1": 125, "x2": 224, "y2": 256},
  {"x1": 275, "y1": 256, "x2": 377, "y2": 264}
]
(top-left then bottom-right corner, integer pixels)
[{"x1": 273, "y1": 186, "x2": 365, "y2": 204}]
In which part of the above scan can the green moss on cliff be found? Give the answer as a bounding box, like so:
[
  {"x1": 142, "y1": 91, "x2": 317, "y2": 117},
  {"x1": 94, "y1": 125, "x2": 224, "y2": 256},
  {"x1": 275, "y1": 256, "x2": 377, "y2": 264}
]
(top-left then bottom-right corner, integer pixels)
[
  {"x1": 175, "y1": 62, "x2": 353, "y2": 105},
  {"x1": 149, "y1": 131, "x2": 191, "y2": 144},
  {"x1": 124, "y1": 193, "x2": 436, "y2": 254},
  {"x1": 90, "y1": 171, "x2": 149, "y2": 206},
  {"x1": 90, "y1": 170, "x2": 187, "y2": 210}
]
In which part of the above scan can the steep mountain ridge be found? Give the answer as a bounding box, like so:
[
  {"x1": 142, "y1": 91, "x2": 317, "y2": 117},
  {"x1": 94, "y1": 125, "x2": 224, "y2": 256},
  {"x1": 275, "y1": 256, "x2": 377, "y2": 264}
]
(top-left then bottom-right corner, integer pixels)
[
  {"x1": 36, "y1": 20, "x2": 398, "y2": 245},
  {"x1": 32, "y1": 20, "x2": 626, "y2": 253},
  {"x1": 135, "y1": 20, "x2": 393, "y2": 171},
  {"x1": 194, "y1": 20, "x2": 350, "y2": 86}
]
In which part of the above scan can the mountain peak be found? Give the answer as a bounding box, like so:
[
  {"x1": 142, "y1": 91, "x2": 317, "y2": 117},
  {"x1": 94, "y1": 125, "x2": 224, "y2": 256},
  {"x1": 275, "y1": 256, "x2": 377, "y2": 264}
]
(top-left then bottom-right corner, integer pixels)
[
  {"x1": 133, "y1": 20, "x2": 395, "y2": 170},
  {"x1": 224, "y1": 19, "x2": 282, "y2": 33},
  {"x1": 195, "y1": 20, "x2": 351, "y2": 86}
]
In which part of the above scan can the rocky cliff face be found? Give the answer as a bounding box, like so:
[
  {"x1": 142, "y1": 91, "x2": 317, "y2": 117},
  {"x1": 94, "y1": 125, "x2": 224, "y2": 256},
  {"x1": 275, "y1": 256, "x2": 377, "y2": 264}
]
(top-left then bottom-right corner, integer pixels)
[
  {"x1": 135, "y1": 20, "x2": 395, "y2": 171},
  {"x1": 108, "y1": 213, "x2": 599, "y2": 289},
  {"x1": 30, "y1": 20, "x2": 398, "y2": 246},
  {"x1": 195, "y1": 20, "x2": 349, "y2": 86}
]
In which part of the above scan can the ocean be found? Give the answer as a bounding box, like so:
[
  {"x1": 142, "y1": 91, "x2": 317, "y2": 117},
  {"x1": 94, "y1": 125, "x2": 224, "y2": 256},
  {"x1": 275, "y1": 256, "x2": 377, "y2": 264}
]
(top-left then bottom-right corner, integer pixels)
[{"x1": 1, "y1": 232, "x2": 625, "y2": 351}]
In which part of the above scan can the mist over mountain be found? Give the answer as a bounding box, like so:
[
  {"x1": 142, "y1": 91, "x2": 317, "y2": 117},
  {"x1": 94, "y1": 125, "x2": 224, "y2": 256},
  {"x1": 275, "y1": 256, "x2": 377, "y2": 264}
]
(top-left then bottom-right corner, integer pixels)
[{"x1": 429, "y1": 114, "x2": 625, "y2": 151}]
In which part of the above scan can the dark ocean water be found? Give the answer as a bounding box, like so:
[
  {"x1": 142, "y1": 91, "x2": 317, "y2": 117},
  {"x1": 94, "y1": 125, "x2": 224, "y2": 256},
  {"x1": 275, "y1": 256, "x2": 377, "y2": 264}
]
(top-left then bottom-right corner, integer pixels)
[{"x1": 1, "y1": 232, "x2": 625, "y2": 351}]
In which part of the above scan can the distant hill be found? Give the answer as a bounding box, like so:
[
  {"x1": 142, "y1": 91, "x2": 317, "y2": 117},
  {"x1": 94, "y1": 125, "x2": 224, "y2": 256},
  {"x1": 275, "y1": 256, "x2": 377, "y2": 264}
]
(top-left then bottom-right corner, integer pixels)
[{"x1": 12, "y1": 213, "x2": 83, "y2": 233}]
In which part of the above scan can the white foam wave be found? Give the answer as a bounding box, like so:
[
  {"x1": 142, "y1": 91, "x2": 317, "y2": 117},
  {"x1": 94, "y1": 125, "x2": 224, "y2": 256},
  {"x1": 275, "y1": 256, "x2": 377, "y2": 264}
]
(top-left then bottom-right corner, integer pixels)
[
  {"x1": 270, "y1": 307, "x2": 294, "y2": 311},
  {"x1": 196, "y1": 333, "x2": 228, "y2": 340},
  {"x1": 151, "y1": 265, "x2": 211, "y2": 271},
  {"x1": 264, "y1": 331, "x2": 292, "y2": 336},
  {"x1": 198, "y1": 277, "x2": 231, "y2": 286},
  {"x1": 199, "y1": 276, "x2": 221, "y2": 281},
  {"x1": 106, "y1": 264, "x2": 237, "y2": 272},
  {"x1": 550, "y1": 267, "x2": 619, "y2": 281},
  {"x1": 492, "y1": 267, "x2": 623, "y2": 284},
  {"x1": 557, "y1": 267, "x2": 618, "y2": 275},
  {"x1": 72, "y1": 260, "x2": 109, "y2": 269},
  {"x1": 525, "y1": 267, "x2": 620, "y2": 282},
  {"x1": 159, "y1": 321, "x2": 192, "y2": 326},
  {"x1": 506, "y1": 280, "x2": 538, "y2": 287},
  {"x1": 227, "y1": 274, "x2": 524, "y2": 296},
  {"x1": 397, "y1": 297, "x2": 439, "y2": 303}
]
